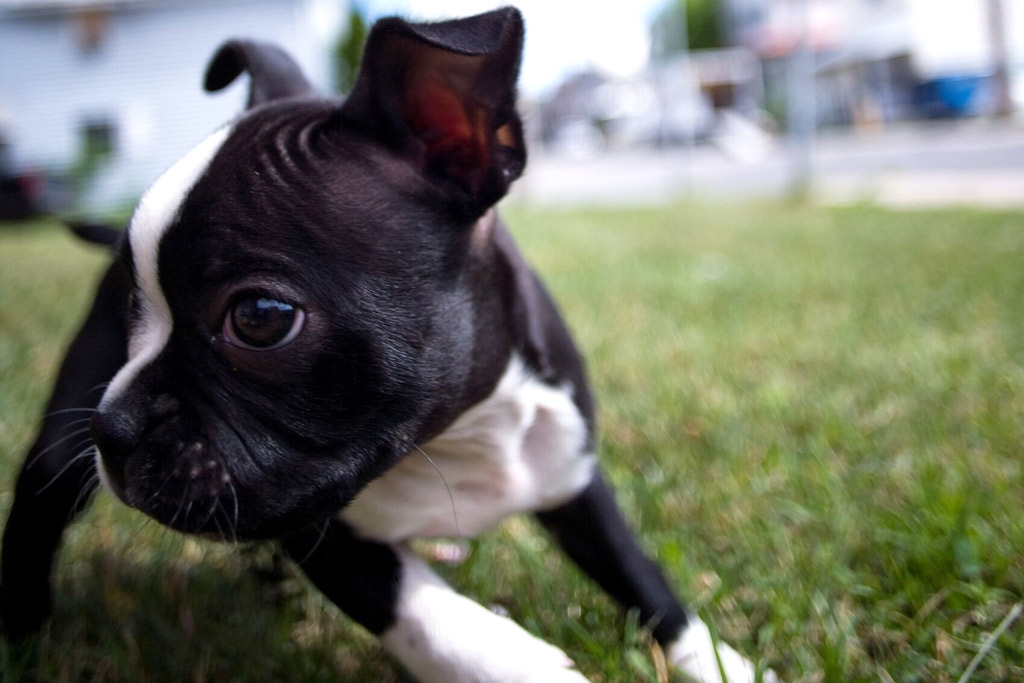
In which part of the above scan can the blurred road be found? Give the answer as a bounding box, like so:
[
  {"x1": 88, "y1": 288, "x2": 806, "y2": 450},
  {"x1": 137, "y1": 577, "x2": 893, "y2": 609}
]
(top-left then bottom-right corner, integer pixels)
[{"x1": 512, "y1": 119, "x2": 1024, "y2": 208}]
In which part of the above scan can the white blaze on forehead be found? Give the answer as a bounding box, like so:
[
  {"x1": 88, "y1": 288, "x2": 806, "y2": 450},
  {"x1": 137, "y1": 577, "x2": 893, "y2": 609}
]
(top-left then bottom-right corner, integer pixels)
[{"x1": 100, "y1": 126, "x2": 232, "y2": 409}]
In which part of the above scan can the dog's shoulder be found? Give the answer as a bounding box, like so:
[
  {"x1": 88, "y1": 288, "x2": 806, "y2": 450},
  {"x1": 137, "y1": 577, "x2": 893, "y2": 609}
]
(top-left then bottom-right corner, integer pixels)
[
  {"x1": 341, "y1": 353, "x2": 596, "y2": 541},
  {"x1": 491, "y1": 217, "x2": 596, "y2": 432}
]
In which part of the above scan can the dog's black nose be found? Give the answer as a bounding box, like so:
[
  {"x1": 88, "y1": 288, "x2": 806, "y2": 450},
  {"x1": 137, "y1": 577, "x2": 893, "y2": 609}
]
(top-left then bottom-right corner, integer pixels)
[{"x1": 90, "y1": 408, "x2": 141, "y2": 479}]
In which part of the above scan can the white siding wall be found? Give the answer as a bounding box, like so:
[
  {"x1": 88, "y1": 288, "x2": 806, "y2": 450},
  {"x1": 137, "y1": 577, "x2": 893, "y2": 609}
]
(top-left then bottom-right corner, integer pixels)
[{"x1": 0, "y1": 0, "x2": 341, "y2": 210}]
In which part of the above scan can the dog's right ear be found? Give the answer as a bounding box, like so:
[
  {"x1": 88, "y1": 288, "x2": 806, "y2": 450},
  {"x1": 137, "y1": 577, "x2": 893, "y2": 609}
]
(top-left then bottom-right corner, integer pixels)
[
  {"x1": 204, "y1": 39, "x2": 314, "y2": 109},
  {"x1": 339, "y1": 7, "x2": 526, "y2": 216}
]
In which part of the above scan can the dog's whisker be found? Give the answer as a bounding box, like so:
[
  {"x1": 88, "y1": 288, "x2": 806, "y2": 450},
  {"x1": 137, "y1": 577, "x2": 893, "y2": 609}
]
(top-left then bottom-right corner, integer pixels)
[
  {"x1": 196, "y1": 495, "x2": 221, "y2": 531},
  {"x1": 294, "y1": 518, "x2": 332, "y2": 565},
  {"x1": 222, "y1": 502, "x2": 239, "y2": 544},
  {"x1": 35, "y1": 441, "x2": 96, "y2": 494},
  {"x1": 413, "y1": 444, "x2": 460, "y2": 537},
  {"x1": 72, "y1": 469, "x2": 101, "y2": 513},
  {"x1": 42, "y1": 407, "x2": 98, "y2": 420},
  {"x1": 214, "y1": 502, "x2": 237, "y2": 544},
  {"x1": 61, "y1": 417, "x2": 95, "y2": 430},
  {"x1": 209, "y1": 506, "x2": 226, "y2": 541},
  {"x1": 45, "y1": 417, "x2": 95, "y2": 437},
  {"x1": 167, "y1": 481, "x2": 193, "y2": 531},
  {"x1": 88, "y1": 381, "x2": 112, "y2": 396},
  {"x1": 143, "y1": 464, "x2": 180, "y2": 507},
  {"x1": 224, "y1": 478, "x2": 241, "y2": 541},
  {"x1": 26, "y1": 427, "x2": 92, "y2": 470},
  {"x1": 183, "y1": 495, "x2": 196, "y2": 527}
]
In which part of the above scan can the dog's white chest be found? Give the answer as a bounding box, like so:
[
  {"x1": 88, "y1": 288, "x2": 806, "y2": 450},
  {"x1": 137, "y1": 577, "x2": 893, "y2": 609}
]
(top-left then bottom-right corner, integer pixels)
[{"x1": 342, "y1": 357, "x2": 595, "y2": 542}]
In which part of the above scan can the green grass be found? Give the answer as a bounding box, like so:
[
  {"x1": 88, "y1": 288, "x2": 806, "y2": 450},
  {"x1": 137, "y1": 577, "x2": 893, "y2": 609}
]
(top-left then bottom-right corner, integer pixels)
[{"x1": 1, "y1": 202, "x2": 1023, "y2": 682}]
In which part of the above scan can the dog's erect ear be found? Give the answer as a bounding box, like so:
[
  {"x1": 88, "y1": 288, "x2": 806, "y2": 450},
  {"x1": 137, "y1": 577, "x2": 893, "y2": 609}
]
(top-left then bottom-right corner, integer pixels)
[
  {"x1": 204, "y1": 39, "x2": 314, "y2": 109},
  {"x1": 340, "y1": 7, "x2": 526, "y2": 213},
  {"x1": 66, "y1": 220, "x2": 123, "y2": 250}
]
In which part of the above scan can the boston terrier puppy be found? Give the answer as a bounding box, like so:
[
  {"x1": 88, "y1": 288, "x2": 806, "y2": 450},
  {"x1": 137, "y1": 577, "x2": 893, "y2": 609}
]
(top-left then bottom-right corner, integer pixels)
[{"x1": 1, "y1": 8, "x2": 774, "y2": 682}]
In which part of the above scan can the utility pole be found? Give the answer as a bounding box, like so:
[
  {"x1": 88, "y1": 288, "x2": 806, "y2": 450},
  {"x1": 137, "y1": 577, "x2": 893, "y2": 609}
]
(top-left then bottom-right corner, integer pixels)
[
  {"x1": 675, "y1": 0, "x2": 695, "y2": 197},
  {"x1": 987, "y1": 0, "x2": 1014, "y2": 117},
  {"x1": 788, "y1": 0, "x2": 815, "y2": 199}
]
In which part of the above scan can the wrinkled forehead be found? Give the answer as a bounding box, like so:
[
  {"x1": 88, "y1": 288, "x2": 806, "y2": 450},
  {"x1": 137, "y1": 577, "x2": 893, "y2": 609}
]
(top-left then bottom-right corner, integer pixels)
[{"x1": 127, "y1": 125, "x2": 233, "y2": 297}]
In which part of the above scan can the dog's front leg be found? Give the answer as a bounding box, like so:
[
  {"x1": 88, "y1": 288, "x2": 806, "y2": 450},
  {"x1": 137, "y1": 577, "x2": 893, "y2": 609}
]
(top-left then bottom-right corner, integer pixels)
[
  {"x1": 537, "y1": 472, "x2": 772, "y2": 683},
  {"x1": 1, "y1": 260, "x2": 128, "y2": 639},
  {"x1": 283, "y1": 520, "x2": 588, "y2": 683}
]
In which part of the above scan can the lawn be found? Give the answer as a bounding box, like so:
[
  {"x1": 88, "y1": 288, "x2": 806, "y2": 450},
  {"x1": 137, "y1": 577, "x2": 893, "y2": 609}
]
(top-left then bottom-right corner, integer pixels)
[{"x1": 1, "y1": 202, "x2": 1022, "y2": 682}]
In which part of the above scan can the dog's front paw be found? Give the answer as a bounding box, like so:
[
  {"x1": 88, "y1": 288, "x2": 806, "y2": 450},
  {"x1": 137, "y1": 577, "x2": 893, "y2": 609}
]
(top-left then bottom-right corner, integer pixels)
[
  {"x1": 382, "y1": 548, "x2": 591, "y2": 682},
  {"x1": 668, "y1": 619, "x2": 779, "y2": 683},
  {"x1": 385, "y1": 613, "x2": 590, "y2": 683},
  {"x1": 478, "y1": 632, "x2": 589, "y2": 683}
]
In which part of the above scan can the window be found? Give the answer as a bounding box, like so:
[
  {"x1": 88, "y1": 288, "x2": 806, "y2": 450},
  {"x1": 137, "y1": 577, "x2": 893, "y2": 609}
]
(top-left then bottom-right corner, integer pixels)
[
  {"x1": 73, "y1": 8, "x2": 111, "y2": 54},
  {"x1": 81, "y1": 119, "x2": 116, "y2": 158}
]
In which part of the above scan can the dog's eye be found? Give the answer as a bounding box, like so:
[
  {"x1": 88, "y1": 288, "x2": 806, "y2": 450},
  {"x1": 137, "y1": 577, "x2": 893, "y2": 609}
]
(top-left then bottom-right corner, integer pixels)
[{"x1": 224, "y1": 296, "x2": 305, "y2": 350}]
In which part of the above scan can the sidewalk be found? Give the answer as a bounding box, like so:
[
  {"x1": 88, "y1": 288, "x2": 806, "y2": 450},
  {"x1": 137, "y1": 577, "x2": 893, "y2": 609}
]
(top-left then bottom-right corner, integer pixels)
[
  {"x1": 511, "y1": 119, "x2": 1024, "y2": 209},
  {"x1": 819, "y1": 169, "x2": 1024, "y2": 208}
]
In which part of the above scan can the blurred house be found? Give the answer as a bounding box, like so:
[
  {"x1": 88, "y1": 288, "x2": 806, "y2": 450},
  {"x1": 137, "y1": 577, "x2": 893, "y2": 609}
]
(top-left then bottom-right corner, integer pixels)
[
  {"x1": 0, "y1": 0, "x2": 343, "y2": 214},
  {"x1": 540, "y1": 0, "x2": 1024, "y2": 158},
  {"x1": 722, "y1": 0, "x2": 1024, "y2": 125},
  {"x1": 539, "y1": 49, "x2": 763, "y2": 155}
]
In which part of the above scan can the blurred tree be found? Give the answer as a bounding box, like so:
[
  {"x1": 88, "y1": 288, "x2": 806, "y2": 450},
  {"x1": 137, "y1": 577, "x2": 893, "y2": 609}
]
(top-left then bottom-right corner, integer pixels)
[
  {"x1": 651, "y1": 0, "x2": 724, "y2": 57},
  {"x1": 334, "y1": 5, "x2": 367, "y2": 93}
]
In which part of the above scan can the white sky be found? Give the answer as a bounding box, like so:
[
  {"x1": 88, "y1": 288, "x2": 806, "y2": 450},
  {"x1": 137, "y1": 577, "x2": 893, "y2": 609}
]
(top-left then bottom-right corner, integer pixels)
[{"x1": 360, "y1": 0, "x2": 668, "y2": 96}]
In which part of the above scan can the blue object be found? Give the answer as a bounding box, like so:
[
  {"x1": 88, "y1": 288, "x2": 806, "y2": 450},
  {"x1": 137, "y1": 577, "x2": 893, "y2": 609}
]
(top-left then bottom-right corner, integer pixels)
[{"x1": 915, "y1": 74, "x2": 991, "y2": 117}]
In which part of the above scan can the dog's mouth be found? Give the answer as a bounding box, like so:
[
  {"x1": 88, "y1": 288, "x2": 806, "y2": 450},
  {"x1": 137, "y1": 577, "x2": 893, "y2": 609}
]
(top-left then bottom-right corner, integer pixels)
[
  {"x1": 96, "y1": 439, "x2": 242, "y2": 540},
  {"x1": 102, "y1": 459, "x2": 352, "y2": 542},
  {"x1": 139, "y1": 446, "x2": 242, "y2": 539},
  {"x1": 94, "y1": 424, "x2": 360, "y2": 542}
]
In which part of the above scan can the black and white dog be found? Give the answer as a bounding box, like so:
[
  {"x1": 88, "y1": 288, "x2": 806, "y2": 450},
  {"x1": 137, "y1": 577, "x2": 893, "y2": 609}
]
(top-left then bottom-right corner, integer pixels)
[{"x1": 1, "y1": 8, "x2": 773, "y2": 682}]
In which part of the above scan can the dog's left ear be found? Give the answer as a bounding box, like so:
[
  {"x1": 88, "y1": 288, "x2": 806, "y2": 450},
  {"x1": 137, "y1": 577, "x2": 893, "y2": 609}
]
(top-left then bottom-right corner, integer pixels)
[
  {"x1": 340, "y1": 7, "x2": 526, "y2": 214},
  {"x1": 204, "y1": 39, "x2": 314, "y2": 109},
  {"x1": 66, "y1": 220, "x2": 124, "y2": 250}
]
